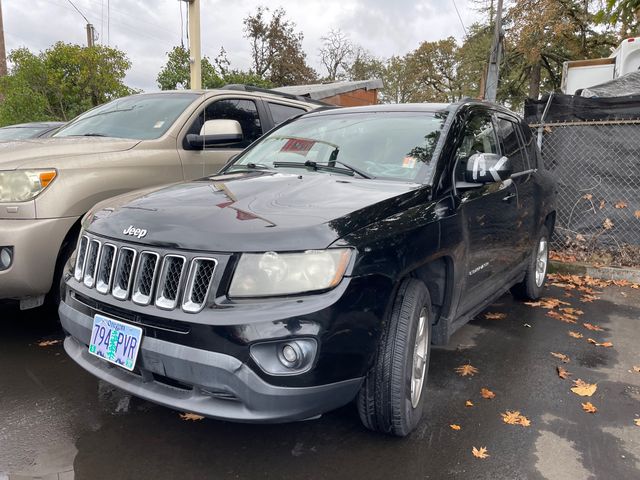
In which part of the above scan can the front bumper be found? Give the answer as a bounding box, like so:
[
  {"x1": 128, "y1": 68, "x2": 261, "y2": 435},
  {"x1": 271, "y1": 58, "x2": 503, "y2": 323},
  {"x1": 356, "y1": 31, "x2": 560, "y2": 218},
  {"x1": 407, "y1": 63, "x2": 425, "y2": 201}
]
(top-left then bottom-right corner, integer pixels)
[
  {"x1": 0, "y1": 217, "x2": 77, "y2": 299},
  {"x1": 60, "y1": 300, "x2": 364, "y2": 423}
]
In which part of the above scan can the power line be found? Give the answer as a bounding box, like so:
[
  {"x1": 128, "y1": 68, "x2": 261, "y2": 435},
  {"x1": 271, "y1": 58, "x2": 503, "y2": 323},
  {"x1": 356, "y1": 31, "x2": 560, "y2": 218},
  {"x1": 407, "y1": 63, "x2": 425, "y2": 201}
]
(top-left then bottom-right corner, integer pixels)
[
  {"x1": 452, "y1": 0, "x2": 468, "y2": 36},
  {"x1": 66, "y1": 0, "x2": 90, "y2": 24}
]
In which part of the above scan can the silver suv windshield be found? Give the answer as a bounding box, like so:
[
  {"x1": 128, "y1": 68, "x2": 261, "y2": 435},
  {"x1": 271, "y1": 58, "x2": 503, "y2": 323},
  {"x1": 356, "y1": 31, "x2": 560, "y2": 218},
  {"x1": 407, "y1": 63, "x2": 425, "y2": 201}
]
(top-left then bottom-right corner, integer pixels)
[
  {"x1": 230, "y1": 111, "x2": 448, "y2": 182},
  {"x1": 54, "y1": 93, "x2": 200, "y2": 140}
]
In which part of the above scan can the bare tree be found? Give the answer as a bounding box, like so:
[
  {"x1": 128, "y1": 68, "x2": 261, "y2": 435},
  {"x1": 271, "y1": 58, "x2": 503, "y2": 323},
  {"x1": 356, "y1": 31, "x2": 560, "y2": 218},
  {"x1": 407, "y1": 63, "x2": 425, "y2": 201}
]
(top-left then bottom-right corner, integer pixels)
[{"x1": 319, "y1": 29, "x2": 354, "y2": 81}]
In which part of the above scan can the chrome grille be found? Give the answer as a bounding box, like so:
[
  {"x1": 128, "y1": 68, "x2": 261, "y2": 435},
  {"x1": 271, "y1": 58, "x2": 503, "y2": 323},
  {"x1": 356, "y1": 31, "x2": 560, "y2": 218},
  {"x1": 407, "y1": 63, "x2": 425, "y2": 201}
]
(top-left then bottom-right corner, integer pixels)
[
  {"x1": 112, "y1": 248, "x2": 136, "y2": 300},
  {"x1": 155, "y1": 255, "x2": 186, "y2": 310},
  {"x1": 72, "y1": 233, "x2": 217, "y2": 313},
  {"x1": 83, "y1": 240, "x2": 101, "y2": 288},
  {"x1": 74, "y1": 235, "x2": 89, "y2": 281},
  {"x1": 96, "y1": 244, "x2": 116, "y2": 294},
  {"x1": 183, "y1": 258, "x2": 217, "y2": 313},
  {"x1": 132, "y1": 252, "x2": 160, "y2": 306}
]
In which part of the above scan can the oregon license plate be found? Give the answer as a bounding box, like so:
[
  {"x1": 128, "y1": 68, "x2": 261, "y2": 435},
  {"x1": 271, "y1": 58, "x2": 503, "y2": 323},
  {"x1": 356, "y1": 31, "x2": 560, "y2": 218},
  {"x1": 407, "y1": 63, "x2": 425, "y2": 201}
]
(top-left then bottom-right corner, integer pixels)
[{"x1": 88, "y1": 314, "x2": 142, "y2": 371}]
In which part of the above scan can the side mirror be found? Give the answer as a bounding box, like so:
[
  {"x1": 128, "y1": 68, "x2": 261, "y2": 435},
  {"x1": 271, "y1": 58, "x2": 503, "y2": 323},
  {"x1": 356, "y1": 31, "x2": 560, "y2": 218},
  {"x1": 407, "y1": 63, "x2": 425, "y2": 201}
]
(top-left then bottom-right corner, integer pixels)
[
  {"x1": 464, "y1": 153, "x2": 512, "y2": 184},
  {"x1": 186, "y1": 119, "x2": 243, "y2": 149}
]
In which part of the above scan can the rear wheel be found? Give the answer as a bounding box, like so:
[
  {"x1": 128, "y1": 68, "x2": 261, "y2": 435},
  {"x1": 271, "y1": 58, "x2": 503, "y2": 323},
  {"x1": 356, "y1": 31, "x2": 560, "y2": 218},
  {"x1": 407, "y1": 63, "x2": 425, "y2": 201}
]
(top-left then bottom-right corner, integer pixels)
[
  {"x1": 357, "y1": 278, "x2": 432, "y2": 437},
  {"x1": 511, "y1": 225, "x2": 549, "y2": 300}
]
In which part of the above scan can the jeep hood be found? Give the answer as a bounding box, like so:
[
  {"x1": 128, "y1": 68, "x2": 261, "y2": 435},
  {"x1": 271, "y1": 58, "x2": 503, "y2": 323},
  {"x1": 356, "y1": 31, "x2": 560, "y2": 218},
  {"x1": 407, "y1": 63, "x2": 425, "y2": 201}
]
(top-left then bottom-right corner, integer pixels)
[
  {"x1": 0, "y1": 137, "x2": 140, "y2": 169},
  {"x1": 85, "y1": 171, "x2": 428, "y2": 252}
]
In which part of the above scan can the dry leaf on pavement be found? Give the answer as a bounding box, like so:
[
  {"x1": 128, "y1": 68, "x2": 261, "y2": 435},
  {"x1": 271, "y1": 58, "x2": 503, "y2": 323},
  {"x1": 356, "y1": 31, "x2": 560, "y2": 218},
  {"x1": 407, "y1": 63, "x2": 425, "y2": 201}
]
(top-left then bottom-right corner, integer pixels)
[
  {"x1": 583, "y1": 323, "x2": 604, "y2": 332},
  {"x1": 472, "y1": 446, "x2": 489, "y2": 459},
  {"x1": 635, "y1": 419, "x2": 640, "y2": 426},
  {"x1": 37, "y1": 339, "x2": 62, "y2": 347},
  {"x1": 465, "y1": 400, "x2": 474, "y2": 407},
  {"x1": 501, "y1": 410, "x2": 531, "y2": 427},
  {"x1": 485, "y1": 312, "x2": 507, "y2": 320},
  {"x1": 587, "y1": 338, "x2": 613, "y2": 348},
  {"x1": 603, "y1": 218, "x2": 614, "y2": 230},
  {"x1": 614, "y1": 201, "x2": 628, "y2": 209},
  {"x1": 561, "y1": 307, "x2": 584, "y2": 316},
  {"x1": 179, "y1": 412, "x2": 205, "y2": 421},
  {"x1": 568, "y1": 331, "x2": 584, "y2": 339},
  {"x1": 571, "y1": 379, "x2": 597, "y2": 397},
  {"x1": 557, "y1": 366, "x2": 571, "y2": 379},
  {"x1": 449, "y1": 424, "x2": 461, "y2": 431},
  {"x1": 633, "y1": 366, "x2": 640, "y2": 373},
  {"x1": 635, "y1": 210, "x2": 640, "y2": 219},
  {"x1": 582, "y1": 402, "x2": 597, "y2": 413},
  {"x1": 455, "y1": 364, "x2": 479, "y2": 377},
  {"x1": 551, "y1": 352, "x2": 570, "y2": 363},
  {"x1": 480, "y1": 388, "x2": 496, "y2": 399}
]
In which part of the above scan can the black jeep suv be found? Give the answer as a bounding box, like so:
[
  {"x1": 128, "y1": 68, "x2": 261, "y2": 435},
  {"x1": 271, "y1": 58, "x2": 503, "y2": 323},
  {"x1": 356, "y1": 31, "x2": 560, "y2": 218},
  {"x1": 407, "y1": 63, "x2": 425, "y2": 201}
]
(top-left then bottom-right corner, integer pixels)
[{"x1": 60, "y1": 101, "x2": 556, "y2": 436}]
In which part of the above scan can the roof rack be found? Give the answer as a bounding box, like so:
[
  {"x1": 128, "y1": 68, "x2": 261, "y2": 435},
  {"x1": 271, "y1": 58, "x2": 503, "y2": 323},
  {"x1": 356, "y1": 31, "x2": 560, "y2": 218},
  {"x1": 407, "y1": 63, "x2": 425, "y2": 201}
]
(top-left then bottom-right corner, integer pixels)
[{"x1": 222, "y1": 84, "x2": 331, "y2": 107}]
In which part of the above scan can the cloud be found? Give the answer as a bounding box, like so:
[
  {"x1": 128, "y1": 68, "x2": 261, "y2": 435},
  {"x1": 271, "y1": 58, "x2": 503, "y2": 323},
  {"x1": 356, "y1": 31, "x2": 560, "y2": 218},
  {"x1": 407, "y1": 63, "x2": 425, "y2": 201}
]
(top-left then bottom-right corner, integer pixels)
[{"x1": 2, "y1": 0, "x2": 483, "y2": 92}]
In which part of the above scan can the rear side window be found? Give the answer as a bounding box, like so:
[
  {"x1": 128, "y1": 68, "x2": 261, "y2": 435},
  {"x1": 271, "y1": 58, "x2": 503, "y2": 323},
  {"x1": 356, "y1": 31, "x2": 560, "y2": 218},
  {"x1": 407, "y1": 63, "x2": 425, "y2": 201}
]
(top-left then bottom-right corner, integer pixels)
[
  {"x1": 496, "y1": 117, "x2": 529, "y2": 173},
  {"x1": 189, "y1": 98, "x2": 263, "y2": 148},
  {"x1": 268, "y1": 103, "x2": 306, "y2": 125}
]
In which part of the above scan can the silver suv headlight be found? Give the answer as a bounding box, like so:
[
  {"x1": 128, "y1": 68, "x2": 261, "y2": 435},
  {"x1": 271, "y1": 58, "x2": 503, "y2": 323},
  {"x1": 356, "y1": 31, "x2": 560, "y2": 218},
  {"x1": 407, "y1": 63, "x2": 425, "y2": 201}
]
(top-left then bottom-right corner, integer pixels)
[
  {"x1": 0, "y1": 169, "x2": 57, "y2": 202},
  {"x1": 229, "y1": 249, "x2": 352, "y2": 298}
]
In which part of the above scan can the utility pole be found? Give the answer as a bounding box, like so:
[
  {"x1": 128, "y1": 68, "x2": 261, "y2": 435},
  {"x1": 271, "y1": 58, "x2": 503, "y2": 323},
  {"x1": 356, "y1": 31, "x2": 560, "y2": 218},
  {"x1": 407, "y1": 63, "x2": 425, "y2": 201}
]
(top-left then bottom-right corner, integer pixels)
[
  {"x1": 484, "y1": 0, "x2": 503, "y2": 102},
  {"x1": 86, "y1": 24, "x2": 95, "y2": 47},
  {"x1": 181, "y1": 0, "x2": 202, "y2": 89},
  {"x1": 0, "y1": 0, "x2": 7, "y2": 76}
]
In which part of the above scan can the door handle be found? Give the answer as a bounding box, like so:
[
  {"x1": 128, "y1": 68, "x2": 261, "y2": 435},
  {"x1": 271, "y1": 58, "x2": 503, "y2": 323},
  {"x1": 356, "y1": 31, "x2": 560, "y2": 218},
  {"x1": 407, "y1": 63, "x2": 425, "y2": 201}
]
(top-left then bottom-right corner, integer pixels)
[{"x1": 502, "y1": 193, "x2": 516, "y2": 202}]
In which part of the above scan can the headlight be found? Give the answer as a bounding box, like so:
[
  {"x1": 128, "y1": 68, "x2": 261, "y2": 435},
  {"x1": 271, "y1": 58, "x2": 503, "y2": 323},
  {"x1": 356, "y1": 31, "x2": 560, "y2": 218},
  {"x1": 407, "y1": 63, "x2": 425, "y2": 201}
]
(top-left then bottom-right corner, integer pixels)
[
  {"x1": 229, "y1": 249, "x2": 352, "y2": 298},
  {"x1": 0, "y1": 169, "x2": 57, "y2": 202}
]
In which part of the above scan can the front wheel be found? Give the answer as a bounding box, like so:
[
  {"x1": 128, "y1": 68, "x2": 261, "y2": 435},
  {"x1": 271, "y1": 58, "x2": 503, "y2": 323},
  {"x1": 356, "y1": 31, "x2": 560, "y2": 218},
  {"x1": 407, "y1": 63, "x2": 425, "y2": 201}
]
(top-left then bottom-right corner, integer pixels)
[
  {"x1": 511, "y1": 225, "x2": 549, "y2": 300},
  {"x1": 357, "y1": 278, "x2": 432, "y2": 437}
]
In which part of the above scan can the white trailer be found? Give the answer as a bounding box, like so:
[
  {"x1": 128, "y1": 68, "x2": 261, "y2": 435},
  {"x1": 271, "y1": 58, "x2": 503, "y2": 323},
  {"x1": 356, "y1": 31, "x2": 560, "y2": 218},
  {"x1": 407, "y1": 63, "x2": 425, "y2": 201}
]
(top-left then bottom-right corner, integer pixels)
[{"x1": 561, "y1": 37, "x2": 640, "y2": 94}]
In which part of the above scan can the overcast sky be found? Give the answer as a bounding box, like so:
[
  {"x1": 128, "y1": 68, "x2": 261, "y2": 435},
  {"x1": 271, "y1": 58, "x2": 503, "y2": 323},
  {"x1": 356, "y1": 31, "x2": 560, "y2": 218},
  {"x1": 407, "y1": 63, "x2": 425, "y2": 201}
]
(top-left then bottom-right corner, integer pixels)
[{"x1": 3, "y1": 0, "x2": 484, "y2": 91}]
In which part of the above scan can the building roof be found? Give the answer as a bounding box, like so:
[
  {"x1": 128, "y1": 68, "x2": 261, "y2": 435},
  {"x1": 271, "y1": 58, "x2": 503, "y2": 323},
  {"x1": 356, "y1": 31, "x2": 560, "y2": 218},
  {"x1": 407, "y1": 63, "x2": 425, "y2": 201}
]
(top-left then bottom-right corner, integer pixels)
[{"x1": 274, "y1": 79, "x2": 384, "y2": 100}]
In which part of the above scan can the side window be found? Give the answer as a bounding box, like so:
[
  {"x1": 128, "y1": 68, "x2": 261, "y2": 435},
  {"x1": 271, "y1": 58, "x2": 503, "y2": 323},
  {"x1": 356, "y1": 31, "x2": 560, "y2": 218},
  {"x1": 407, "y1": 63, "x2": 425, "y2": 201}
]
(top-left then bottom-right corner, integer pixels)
[
  {"x1": 454, "y1": 111, "x2": 499, "y2": 181},
  {"x1": 268, "y1": 103, "x2": 306, "y2": 125},
  {"x1": 189, "y1": 98, "x2": 263, "y2": 148},
  {"x1": 496, "y1": 117, "x2": 529, "y2": 173}
]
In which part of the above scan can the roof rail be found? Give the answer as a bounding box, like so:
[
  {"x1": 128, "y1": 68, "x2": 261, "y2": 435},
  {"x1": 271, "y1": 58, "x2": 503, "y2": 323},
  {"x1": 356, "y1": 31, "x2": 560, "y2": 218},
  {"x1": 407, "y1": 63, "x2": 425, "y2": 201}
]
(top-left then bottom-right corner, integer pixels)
[{"x1": 222, "y1": 84, "x2": 331, "y2": 107}]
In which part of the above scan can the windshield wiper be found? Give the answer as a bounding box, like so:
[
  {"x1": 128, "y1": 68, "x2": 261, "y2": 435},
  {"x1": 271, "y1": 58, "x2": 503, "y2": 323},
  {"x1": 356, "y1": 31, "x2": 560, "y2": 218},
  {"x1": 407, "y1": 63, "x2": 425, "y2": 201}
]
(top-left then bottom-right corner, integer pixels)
[
  {"x1": 224, "y1": 162, "x2": 275, "y2": 173},
  {"x1": 272, "y1": 160, "x2": 373, "y2": 179},
  {"x1": 78, "y1": 133, "x2": 108, "y2": 137}
]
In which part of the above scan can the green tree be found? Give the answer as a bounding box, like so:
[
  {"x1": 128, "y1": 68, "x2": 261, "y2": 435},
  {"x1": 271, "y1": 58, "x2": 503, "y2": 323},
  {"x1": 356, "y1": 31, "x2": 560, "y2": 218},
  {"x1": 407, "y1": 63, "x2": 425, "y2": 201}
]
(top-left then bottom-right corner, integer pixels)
[
  {"x1": 0, "y1": 42, "x2": 135, "y2": 126},
  {"x1": 347, "y1": 47, "x2": 385, "y2": 81},
  {"x1": 243, "y1": 6, "x2": 317, "y2": 86},
  {"x1": 598, "y1": 0, "x2": 640, "y2": 31}
]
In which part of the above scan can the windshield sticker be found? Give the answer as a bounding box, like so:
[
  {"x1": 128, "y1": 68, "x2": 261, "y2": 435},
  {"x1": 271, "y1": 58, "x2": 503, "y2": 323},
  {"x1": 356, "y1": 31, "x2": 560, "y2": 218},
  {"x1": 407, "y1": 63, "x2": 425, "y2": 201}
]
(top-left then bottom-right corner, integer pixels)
[
  {"x1": 402, "y1": 156, "x2": 417, "y2": 168},
  {"x1": 153, "y1": 121, "x2": 165, "y2": 129},
  {"x1": 281, "y1": 138, "x2": 315, "y2": 156}
]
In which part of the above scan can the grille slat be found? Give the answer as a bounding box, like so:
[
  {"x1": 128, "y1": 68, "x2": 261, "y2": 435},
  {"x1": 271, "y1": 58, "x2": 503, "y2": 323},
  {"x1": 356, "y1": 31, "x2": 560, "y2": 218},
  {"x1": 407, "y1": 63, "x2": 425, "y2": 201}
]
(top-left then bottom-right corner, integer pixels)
[
  {"x1": 96, "y1": 244, "x2": 116, "y2": 294},
  {"x1": 73, "y1": 234, "x2": 216, "y2": 313},
  {"x1": 132, "y1": 252, "x2": 160, "y2": 306}
]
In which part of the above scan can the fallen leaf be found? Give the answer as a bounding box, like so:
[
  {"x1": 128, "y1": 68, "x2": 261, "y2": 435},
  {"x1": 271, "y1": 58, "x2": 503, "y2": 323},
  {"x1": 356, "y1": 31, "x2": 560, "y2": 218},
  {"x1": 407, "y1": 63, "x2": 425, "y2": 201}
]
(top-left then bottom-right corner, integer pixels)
[
  {"x1": 551, "y1": 352, "x2": 570, "y2": 363},
  {"x1": 599, "y1": 199, "x2": 606, "y2": 210},
  {"x1": 465, "y1": 400, "x2": 474, "y2": 407},
  {"x1": 583, "y1": 323, "x2": 604, "y2": 332},
  {"x1": 571, "y1": 379, "x2": 597, "y2": 397},
  {"x1": 449, "y1": 424, "x2": 461, "y2": 431},
  {"x1": 581, "y1": 294, "x2": 599, "y2": 303},
  {"x1": 635, "y1": 419, "x2": 640, "y2": 426},
  {"x1": 582, "y1": 194, "x2": 593, "y2": 200},
  {"x1": 179, "y1": 412, "x2": 205, "y2": 421},
  {"x1": 37, "y1": 339, "x2": 62, "y2": 347},
  {"x1": 568, "y1": 331, "x2": 584, "y2": 339},
  {"x1": 547, "y1": 310, "x2": 577, "y2": 323},
  {"x1": 603, "y1": 218, "x2": 614, "y2": 230},
  {"x1": 472, "y1": 446, "x2": 489, "y2": 459},
  {"x1": 485, "y1": 312, "x2": 507, "y2": 320},
  {"x1": 560, "y1": 307, "x2": 584, "y2": 316},
  {"x1": 455, "y1": 364, "x2": 479, "y2": 377},
  {"x1": 633, "y1": 366, "x2": 640, "y2": 373},
  {"x1": 582, "y1": 402, "x2": 597, "y2": 413},
  {"x1": 635, "y1": 210, "x2": 640, "y2": 219},
  {"x1": 480, "y1": 388, "x2": 496, "y2": 399},
  {"x1": 557, "y1": 366, "x2": 571, "y2": 379},
  {"x1": 614, "y1": 201, "x2": 628, "y2": 209},
  {"x1": 587, "y1": 338, "x2": 613, "y2": 348},
  {"x1": 501, "y1": 410, "x2": 531, "y2": 427}
]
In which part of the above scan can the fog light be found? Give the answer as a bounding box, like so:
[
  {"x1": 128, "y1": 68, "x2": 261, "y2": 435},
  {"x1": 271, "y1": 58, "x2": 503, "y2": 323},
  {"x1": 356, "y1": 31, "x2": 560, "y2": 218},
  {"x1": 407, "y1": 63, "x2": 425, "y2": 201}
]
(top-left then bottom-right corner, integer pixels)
[
  {"x1": 0, "y1": 247, "x2": 13, "y2": 271},
  {"x1": 250, "y1": 338, "x2": 318, "y2": 376}
]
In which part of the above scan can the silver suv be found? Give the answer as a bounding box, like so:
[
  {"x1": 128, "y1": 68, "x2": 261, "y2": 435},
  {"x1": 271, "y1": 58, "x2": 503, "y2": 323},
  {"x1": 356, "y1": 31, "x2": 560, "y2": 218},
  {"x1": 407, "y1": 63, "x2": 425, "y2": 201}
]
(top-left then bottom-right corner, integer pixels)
[{"x1": 0, "y1": 87, "x2": 323, "y2": 309}]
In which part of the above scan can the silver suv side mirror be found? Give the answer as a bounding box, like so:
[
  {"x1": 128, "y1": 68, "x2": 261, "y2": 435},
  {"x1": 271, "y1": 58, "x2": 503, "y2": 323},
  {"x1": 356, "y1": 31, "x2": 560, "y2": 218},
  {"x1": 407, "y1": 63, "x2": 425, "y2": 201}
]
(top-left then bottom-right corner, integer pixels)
[{"x1": 186, "y1": 119, "x2": 243, "y2": 149}]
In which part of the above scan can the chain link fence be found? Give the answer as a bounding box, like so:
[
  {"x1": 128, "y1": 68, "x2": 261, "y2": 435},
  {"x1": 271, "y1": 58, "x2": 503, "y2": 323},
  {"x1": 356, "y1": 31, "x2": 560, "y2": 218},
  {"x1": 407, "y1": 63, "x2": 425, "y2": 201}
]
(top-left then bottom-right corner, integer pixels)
[{"x1": 534, "y1": 120, "x2": 640, "y2": 250}]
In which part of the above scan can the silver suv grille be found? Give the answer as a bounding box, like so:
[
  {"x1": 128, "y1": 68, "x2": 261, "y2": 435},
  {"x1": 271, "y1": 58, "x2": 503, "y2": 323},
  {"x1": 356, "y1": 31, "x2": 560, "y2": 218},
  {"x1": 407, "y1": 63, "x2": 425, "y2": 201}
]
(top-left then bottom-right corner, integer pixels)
[{"x1": 73, "y1": 235, "x2": 217, "y2": 313}]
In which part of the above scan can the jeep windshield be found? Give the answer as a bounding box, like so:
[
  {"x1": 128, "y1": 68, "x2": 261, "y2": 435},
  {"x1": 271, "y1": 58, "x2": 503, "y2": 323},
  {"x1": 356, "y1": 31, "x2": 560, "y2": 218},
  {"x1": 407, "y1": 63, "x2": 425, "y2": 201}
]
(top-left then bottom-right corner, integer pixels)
[
  {"x1": 54, "y1": 93, "x2": 200, "y2": 140},
  {"x1": 228, "y1": 111, "x2": 448, "y2": 182}
]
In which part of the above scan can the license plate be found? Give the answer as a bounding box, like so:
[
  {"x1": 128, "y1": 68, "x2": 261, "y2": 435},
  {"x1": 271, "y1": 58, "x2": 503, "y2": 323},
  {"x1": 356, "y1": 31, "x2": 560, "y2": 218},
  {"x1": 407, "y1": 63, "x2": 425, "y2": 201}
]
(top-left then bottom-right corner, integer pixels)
[{"x1": 88, "y1": 314, "x2": 143, "y2": 371}]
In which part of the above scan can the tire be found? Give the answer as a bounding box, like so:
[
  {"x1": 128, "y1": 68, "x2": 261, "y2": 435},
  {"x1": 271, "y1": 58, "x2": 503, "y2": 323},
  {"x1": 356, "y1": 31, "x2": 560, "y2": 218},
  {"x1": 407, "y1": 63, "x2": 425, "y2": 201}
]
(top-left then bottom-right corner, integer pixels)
[
  {"x1": 357, "y1": 278, "x2": 432, "y2": 437},
  {"x1": 44, "y1": 238, "x2": 76, "y2": 312},
  {"x1": 511, "y1": 225, "x2": 550, "y2": 301}
]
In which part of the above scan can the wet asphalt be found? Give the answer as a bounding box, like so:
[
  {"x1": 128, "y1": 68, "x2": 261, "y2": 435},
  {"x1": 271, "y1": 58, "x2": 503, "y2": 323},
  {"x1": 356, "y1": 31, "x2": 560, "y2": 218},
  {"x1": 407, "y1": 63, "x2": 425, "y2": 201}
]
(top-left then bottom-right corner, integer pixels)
[{"x1": 1, "y1": 284, "x2": 639, "y2": 480}]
